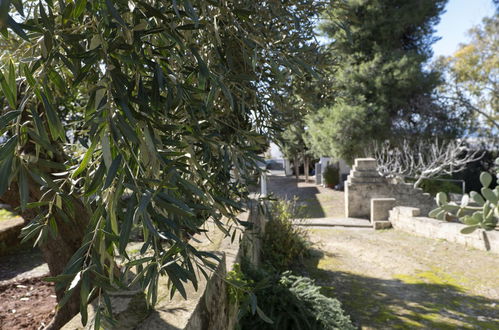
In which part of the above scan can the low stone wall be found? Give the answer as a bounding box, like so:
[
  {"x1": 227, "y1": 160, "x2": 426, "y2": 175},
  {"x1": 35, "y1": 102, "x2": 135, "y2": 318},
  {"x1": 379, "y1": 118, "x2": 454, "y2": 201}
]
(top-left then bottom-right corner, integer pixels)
[
  {"x1": 345, "y1": 158, "x2": 435, "y2": 218},
  {"x1": 63, "y1": 202, "x2": 265, "y2": 330},
  {"x1": 0, "y1": 217, "x2": 25, "y2": 256},
  {"x1": 389, "y1": 206, "x2": 499, "y2": 254}
]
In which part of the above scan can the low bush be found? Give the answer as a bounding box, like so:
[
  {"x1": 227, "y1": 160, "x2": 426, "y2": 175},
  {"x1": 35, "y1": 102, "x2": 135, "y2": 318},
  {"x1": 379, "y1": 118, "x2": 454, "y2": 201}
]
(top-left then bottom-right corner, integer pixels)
[
  {"x1": 230, "y1": 198, "x2": 354, "y2": 329},
  {"x1": 237, "y1": 266, "x2": 355, "y2": 330},
  {"x1": 262, "y1": 199, "x2": 310, "y2": 271},
  {"x1": 323, "y1": 164, "x2": 339, "y2": 187}
]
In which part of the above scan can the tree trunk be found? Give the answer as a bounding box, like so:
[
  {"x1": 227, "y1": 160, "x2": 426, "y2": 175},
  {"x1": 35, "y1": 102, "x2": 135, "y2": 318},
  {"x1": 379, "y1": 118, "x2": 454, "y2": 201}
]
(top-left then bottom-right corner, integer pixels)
[
  {"x1": 304, "y1": 156, "x2": 309, "y2": 183},
  {"x1": 1, "y1": 185, "x2": 89, "y2": 329},
  {"x1": 293, "y1": 156, "x2": 299, "y2": 180}
]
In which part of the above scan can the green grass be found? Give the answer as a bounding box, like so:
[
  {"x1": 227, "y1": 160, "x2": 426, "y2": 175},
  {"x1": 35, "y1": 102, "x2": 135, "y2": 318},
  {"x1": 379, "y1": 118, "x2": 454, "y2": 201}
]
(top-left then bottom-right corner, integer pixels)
[{"x1": 0, "y1": 209, "x2": 16, "y2": 221}]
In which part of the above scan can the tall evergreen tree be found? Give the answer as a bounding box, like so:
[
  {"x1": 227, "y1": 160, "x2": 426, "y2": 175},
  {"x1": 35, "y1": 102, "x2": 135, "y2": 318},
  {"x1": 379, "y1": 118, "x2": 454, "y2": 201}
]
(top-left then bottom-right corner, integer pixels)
[{"x1": 306, "y1": 0, "x2": 457, "y2": 162}]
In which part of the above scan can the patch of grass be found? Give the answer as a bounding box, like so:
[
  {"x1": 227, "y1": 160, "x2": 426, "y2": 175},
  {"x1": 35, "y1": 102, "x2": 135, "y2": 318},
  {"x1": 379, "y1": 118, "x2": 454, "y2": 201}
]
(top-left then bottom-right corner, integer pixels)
[
  {"x1": 393, "y1": 267, "x2": 464, "y2": 291},
  {"x1": 0, "y1": 209, "x2": 16, "y2": 221}
]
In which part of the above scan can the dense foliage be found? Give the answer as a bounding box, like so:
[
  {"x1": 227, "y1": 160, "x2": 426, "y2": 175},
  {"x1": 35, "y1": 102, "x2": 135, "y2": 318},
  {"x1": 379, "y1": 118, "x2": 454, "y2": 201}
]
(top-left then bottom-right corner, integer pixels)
[
  {"x1": 305, "y1": 0, "x2": 463, "y2": 161},
  {"x1": 0, "y1": 0, "x2": 322, "y2": 327}
]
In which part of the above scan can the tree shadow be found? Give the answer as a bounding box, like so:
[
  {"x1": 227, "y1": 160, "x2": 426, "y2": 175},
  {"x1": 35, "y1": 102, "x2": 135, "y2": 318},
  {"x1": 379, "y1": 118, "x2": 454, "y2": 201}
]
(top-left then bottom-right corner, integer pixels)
[
  {"x1": 267, "y1": 173, "x2": 326, "y2": 218},
  {"x1": 298, "y1": 248, "x2": 499, "y2": 329},
  {"x1": 0, "y1": 248, "x2": 47, "y2": 282}
]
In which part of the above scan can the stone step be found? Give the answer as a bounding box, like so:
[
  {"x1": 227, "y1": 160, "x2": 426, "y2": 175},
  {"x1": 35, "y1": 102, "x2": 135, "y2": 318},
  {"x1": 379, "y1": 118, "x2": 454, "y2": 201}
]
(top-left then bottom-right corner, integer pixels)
[
  {"x1": 373, "y1": 220, "x2": 392, "y2": 230},
  {"x1": 351, "y1": 170, "x2": 381, "y2": 178},
  {"x1": 354, "y1": 158, "x2": 377, "y2": 170},
  {"x1": 348, "y1": 177, "x2": 386, "y2": 184}
]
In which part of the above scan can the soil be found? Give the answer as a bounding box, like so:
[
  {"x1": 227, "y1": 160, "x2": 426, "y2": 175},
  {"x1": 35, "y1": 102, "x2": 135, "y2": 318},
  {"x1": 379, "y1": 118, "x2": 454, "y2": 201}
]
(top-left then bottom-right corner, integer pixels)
[{"x1": 0, "y1": 277, "x2": 56, "y2": 330}]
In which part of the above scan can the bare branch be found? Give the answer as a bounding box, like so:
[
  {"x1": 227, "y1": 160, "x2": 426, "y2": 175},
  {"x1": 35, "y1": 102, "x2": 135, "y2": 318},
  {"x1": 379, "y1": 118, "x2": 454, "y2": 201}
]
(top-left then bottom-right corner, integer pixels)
[{"x1": 370, "y1": 139, "x2": 484, "y2": 188}]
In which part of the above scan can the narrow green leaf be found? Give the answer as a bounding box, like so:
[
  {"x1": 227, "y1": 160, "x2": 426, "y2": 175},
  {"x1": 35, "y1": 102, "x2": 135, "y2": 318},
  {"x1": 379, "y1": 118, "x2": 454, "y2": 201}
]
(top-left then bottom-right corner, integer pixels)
[
  {"x1": 119, "y1": 197, "x2": 135, "y2": 254},
  {"x1": 0, "y1": 156, "x2": 14, "y2": 195},
  {"x1": 0, "y1": 110, "x2": 21, "y2": 134},
  {"x1": 256, "y1": 306, "x2": 274, "y2": 324},
  {"x1": 73, "y1": 0, "x2": 87, "y2": 18},
  {"x1": 105, "y1": 0, "x2": 127, "y2": 27},
  {"x1": 72, "y1": 141, "x2": 97, "y2": 178},
  {"x1": 40, "y1": 92, "x2": 65, "y2": 140},
  {"x1": 6, "y1": 14, "x2": 29, "y2": 40},
  {"x1": 19, "y1": 165, "x2": 29, "y2": 211},
  {"x1": 0, "y1": 135, "x2": 18, "y2": 161},
  {"x1": 103, "y1": 154, "x2": 122, "y2": 190},
  {"x1": 8, "y1": 60, "x2": 16, "y2": 104},
  {"x1": 0, "y1": 70, "x2": 16, "y2": 108}
]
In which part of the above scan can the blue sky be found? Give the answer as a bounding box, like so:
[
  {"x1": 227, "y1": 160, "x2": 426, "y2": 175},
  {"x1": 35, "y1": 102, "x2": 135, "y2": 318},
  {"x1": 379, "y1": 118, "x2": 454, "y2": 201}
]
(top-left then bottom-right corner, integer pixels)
[{"x1": 432, "y1": 0, "x2": 496, "y2": 58}]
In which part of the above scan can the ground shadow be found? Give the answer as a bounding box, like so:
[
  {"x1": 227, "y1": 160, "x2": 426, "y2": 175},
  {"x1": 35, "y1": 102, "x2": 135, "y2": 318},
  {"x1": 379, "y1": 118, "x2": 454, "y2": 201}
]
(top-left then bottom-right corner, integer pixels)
[
  {"x1": 297, "y1": 248, "x2": 499, "y2": 329},
  {"x1": 267, "y1": 173, "x2": 326, "y2": 218},
  {"x1": 0, "y1": 248, "x2": 46, "y2": 282}
]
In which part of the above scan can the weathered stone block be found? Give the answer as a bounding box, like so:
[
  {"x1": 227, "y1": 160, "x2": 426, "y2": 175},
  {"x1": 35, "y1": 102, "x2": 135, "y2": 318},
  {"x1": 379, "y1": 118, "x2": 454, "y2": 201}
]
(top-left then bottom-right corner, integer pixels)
[
  {"x1": 370, "y1": 198, "x2": 396, "y2": 222},
  {"x1": 399, "y1": 207, "x2": 420, "y2": 217},
  {"x1": 373, "y1": 220, "x2": 392, "y2": 230},
  {"x1": 354, "y1": 158, "x2": 377, "y2": 170}
]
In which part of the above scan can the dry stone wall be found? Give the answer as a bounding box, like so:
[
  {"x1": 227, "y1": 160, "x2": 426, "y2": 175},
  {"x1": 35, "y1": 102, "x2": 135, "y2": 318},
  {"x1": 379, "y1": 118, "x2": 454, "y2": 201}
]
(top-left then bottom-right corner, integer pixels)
[
  {"x1": 390, "y1": 206, "x2": 499, "y2": 254},
  {"x1": 345, "y1": 158, "x2": 436, "y2": 218}
]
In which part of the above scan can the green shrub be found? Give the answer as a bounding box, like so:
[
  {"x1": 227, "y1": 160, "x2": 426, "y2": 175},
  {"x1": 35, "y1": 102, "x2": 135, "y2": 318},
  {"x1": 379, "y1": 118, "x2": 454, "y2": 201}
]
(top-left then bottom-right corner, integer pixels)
[
  {"x1": 262, "y1": 199, "x2": 310, "y2": 271},
  {"x1": 323, "y1": 164, "x2": 339, "y2": 187},
  {"x1": 238, "y1": 267, "x2": 355, "y2": 330}
]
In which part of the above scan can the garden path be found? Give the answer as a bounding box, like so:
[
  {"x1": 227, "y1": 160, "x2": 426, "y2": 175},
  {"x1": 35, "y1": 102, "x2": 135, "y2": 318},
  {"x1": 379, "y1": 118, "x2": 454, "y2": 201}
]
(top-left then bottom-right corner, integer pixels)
[{"x1": 267, "y1": 171, "x2": 499, "y2": 329}]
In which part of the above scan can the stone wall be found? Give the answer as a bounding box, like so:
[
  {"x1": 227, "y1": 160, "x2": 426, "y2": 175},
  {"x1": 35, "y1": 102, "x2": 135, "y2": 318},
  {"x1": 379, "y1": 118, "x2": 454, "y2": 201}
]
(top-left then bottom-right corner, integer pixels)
[
  {"x1": 63, "y1": 202, "x2": 265, "y2": 330},
  {"x1": 0, "y1": 217, "x2": 25, "y2": 256},
  {"x1": 389, "y1": 206, "x2": 499, "y2": 254},
  {"x1": 345, "y1": 158, "x2": 435, "y2": 219}
]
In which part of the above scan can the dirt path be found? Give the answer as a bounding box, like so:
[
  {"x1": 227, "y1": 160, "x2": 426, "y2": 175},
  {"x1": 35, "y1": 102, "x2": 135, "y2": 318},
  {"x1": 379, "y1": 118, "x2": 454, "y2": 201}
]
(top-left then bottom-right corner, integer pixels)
[
  {"x1": 267, "y1": 170, "x2": 345, "y2": 218},
  {"x1": 303, "y1": 228, "x2": 499, "y2": 329},
  {"x1": 267, "y1": 172, "x2": 499, "y2": 329}
]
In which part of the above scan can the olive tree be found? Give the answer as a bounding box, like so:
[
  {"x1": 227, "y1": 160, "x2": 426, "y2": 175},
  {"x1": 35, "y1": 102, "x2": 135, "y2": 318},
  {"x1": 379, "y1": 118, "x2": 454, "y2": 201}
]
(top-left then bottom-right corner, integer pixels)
[{"x1": 0, "y1": 0, "x2": 323, "y2": 328}]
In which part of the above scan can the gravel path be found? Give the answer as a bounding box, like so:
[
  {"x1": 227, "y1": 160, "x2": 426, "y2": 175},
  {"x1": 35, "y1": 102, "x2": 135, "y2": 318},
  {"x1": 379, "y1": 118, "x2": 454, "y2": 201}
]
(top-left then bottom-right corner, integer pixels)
[{"x1": 268, "y1": 172, "x2": 499, "y2": 329}]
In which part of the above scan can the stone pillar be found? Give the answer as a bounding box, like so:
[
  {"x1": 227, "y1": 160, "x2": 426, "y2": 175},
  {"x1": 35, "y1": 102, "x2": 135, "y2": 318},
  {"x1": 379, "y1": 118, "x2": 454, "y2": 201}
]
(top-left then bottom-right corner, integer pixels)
[
  {"x1": 345, "y1": 158, "x2": 387, "y2": 218},
  {"x1": 315, "y1": 163, "x2": 322, "y2": 185},
  {"x1": 260, "y1": 172, "x2": 267, "y2": 196},
  {"x1": 284, "y1": 159, "x2": 292, "y2": 176}
]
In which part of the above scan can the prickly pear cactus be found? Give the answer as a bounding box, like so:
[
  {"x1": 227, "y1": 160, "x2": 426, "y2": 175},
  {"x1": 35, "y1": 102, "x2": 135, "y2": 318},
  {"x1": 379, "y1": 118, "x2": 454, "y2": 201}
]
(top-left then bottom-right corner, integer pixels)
[{"x1": 430, "y1": 158, "x2": 499, "y2": 234}]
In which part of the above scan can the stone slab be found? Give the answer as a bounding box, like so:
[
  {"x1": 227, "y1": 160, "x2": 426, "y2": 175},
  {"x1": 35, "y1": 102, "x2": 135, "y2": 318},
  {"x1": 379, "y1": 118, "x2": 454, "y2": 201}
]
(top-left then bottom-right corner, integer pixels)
[
  {"x1": 354, "y1": 158, "x2": 377, "y2": 170},
  {"x1": 292, "y1": 217, "x2": 372, "y2": 228}
]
